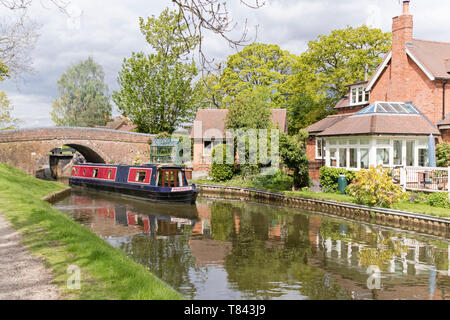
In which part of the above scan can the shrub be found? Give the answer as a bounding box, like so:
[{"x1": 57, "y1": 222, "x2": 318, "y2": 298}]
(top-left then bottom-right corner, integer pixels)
[
  {"x1": 209, "y1": 144, "x2": 235, "y2": 182},
  {"x1": 347, "y1": 165, "x2": 407, "y2": 208},
  {"x1": 319, "y1": 167, "x2": 355, "y2": 193},
  {"x1": 436, "y1": 141, "x2": 450, "y2": 167},
  {"x1": 279, "y1": 132, "x2": 310, "y2": 189},
  {"x1": 426, "y1": 192, "x2": 450, "y2": 208},
  {"x1": 250, "y1": 170, "x2": 293, "y2": 191}
]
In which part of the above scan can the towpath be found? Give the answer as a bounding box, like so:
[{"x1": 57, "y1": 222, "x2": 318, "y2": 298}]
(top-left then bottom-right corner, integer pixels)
[{"x1": 0, "y1": 213, "x2": 60, "y2": 300}]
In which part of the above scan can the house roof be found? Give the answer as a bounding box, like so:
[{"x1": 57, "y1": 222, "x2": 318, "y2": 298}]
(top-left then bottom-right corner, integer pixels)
[
  {"x1": 100, "y1": 117, "x2": 137, "y2": 132},
  {"x1": 305, "y1": 114, "x2": 351, "y2": 134},
  {"x1": 318, "y1": 102, "x2": 441, "y2": 137},
  {"x1": 407, "y1": 39, "x2": 450, "y2": 80},
  {"x1": 190, "y1": 108, "x2": 287, "y2": 139},
  {"x1": 438, "y1": 113, "x2": 450, "y2": 126}
]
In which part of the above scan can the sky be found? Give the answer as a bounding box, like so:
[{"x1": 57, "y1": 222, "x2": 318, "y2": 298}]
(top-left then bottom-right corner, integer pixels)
[{"x1": 1, "y1": 0, "x2": 450, "y2": 128}]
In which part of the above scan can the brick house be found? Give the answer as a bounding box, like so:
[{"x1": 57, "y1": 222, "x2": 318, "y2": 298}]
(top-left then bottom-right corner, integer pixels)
[
  {"x1": 190, "y1": 108, "x2": 287, "y2": 171},
  {"x1": 306, "y1": 0, "x2": 450, "y2": 179}
]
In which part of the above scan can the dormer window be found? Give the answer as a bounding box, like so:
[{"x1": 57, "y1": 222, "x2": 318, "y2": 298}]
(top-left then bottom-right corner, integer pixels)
[{"x1": 350, "y1": 85, "x2": 369, "y2": 105}]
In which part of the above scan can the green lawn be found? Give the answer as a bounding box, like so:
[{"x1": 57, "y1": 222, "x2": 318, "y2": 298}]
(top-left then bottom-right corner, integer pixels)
[
  {"x1": 192, "y1": 178, "x2": 450, "y2": 218},
  {"x1": 0, "y1": 163, "x2": 182, "y2": 300}
]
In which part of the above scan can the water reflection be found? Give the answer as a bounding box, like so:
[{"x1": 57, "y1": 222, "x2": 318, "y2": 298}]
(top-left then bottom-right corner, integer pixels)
[{"x1": 55, "y1": 190, "x2": 450, "y2": 300}]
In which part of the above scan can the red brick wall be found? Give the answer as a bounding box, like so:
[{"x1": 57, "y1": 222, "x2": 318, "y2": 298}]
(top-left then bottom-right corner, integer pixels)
[
  {"x1": 306, "y1": 136, "x2": 323, "y2": 180},
  {"x1": 369, "y1": 13, "x2": 448, "y2": 126},
  {"x1": 336, "y1": 105, "x2": 366, "y2": 115}
]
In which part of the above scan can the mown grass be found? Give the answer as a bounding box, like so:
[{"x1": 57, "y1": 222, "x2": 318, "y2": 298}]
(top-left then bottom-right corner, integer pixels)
[
  {"x1": 0, "y1": 163, "x2": 182, "y2": 300},
  {"x1": 191, "y1": 178, "x2": 450, "y2": 218}
]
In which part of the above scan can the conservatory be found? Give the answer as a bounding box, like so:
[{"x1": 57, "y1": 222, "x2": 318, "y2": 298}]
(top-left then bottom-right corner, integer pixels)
[{"x1": 316, "y1": 102, "x2": 441, "y2": 170}]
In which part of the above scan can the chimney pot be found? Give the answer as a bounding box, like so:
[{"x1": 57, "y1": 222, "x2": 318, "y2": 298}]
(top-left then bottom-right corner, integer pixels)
[{"x1": 403, "y1": 1, "x2": 410, "y2": 15}]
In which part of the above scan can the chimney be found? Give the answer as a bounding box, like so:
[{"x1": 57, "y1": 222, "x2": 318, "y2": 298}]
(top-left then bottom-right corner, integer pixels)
[{"x1": 388, "y1": 0, "x2": 413, "y2": 101}]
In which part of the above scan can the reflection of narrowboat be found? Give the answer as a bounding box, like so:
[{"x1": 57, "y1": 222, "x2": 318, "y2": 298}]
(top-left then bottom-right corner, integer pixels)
[{"x1": 69, "y1": 163, "x2": 199, "y2": 204}]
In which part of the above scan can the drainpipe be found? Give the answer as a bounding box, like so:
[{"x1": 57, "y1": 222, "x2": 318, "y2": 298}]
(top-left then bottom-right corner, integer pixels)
[
  {"x1": 443, "y1": 80, "x2": 448, "y2": 121},
  {"x1": 321, "y1": 138, "x2": 325, "y2": 168}
]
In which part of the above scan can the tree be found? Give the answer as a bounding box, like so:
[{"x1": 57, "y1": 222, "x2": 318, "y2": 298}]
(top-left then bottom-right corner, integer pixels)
[
  {"x1": 225, "y1": 87, "x2": 272, "y2": 130},
  {"x1": 0, "y1": 13, "x2": 39, "y2": 78},
  {"x1": 279, "y1": 131, "x2": 310, "y2": 189},
  {"x1": 287, "y1": 25, "x2": 391, "y2": 132},
  {"x1": 0, "y1": 91, "x2": 21, "y2": 130},
  {"x1": 218, "y1": 43, "x2": 296, "y2": 107},
  {"x1": 51, "y1": 57, "x2": 112, "y2": 127},
  {"x1": 113, "y1": 9, "x2": 199, "y2": 134}
]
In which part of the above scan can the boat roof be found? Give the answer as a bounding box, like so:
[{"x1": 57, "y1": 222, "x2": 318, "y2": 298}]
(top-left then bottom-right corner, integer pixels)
[{"x1": 74, "y1": 163, "x2": 186, "y2": 169}]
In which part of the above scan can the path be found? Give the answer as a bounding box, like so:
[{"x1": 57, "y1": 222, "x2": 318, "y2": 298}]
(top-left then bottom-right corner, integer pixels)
[{"x1": 0, "y1": 213, "x2": 60, "y2": 300}]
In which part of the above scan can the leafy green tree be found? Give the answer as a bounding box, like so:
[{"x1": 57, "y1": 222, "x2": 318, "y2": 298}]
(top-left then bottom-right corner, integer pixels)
[
  {"x1": 0, "y1": 91, "x2": 21, "y2": 130},
  {"x1": 113, "y1": 9, "x2": 199, "y2": 134},
  {"x1": 279, "y1": 131, "x2": 310, "y2": 189},
  {"x1": 225, "y1": 87, "x2": 272, "y2": 130},
  {"x1": 51, "y1": 57, "x2": 112, "y2": 127},
  {"x1": 218, "y1": 43, "x2": 296, "y2": 107},
  {"x1": 287, "y1": 25, "x2": 391, "y2": 132}
]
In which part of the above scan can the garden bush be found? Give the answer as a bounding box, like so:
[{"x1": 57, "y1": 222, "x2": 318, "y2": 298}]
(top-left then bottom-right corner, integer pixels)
[
  {"x1": 209, "y1": 144, "x2": 235, "y2": 182},
  {"x1": 347, "y1": 165, "x2": 407, "y2": 208},
  {"x1": 319, "y1": 167, "x2": 355, "y2": 192},
  {"x1": 250, "y1": 170, "x2": 293, "y2": 191},
  {"x1": 426, "y1": 192, "x2": 450, "y2": 208}
]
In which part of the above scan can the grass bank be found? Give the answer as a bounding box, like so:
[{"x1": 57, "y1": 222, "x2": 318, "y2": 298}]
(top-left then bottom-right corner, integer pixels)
[
  {"x1": 0, "y1": 163, "x2": 182, "y2": 300},
  {"x1": 192, "y1": 178, "x2": 450, "y2": 218}
]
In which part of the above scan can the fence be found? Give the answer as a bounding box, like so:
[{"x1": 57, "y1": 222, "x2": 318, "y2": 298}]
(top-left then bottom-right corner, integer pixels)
[{"x1": 386, "y1": 166, "x2": 449, "y2": 192}]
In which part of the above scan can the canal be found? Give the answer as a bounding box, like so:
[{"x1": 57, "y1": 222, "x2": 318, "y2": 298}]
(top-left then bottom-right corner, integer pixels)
[{"x1": 54, "y1": 189, "x2": 450, "y2": 300}]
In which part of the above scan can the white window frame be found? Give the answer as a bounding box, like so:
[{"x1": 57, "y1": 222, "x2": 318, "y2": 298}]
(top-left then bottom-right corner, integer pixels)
[
  {"x1": 316, "y1": 138, "x2": 325, "y2": 160},
  {"x1": 350, "y1": 85, "x2": 369, "y2": 106}
]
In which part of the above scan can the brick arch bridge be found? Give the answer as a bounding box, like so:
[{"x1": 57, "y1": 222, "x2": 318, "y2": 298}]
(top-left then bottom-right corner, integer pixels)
[{"x1": 0, "y1": 127, "x2": 154, "y2": 176}]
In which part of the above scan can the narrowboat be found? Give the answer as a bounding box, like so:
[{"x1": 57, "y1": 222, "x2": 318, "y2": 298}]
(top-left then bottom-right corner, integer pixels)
[{"x1": 69, "y1": 163, "x2": 199, "y2": 204}]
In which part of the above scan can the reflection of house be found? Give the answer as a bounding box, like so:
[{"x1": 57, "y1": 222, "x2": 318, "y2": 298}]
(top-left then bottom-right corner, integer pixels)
[
  {"x1": 190, "y1": 109, "x2": 287, "y2": 171},
  {"x1": 306, "y1": 1, "x2": 450, "y2": 179}
]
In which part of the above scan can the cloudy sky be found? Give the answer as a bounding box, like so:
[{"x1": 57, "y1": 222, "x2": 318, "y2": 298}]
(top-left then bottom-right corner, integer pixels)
[{"x1": 1, "y1": 0, "x2": 450, "y2": 128}]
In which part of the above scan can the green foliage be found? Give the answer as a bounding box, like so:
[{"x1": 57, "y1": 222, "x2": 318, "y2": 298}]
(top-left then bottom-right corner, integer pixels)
[
  {"x1": 279, "y1": 132, "x2": 310, "y2": 189},
  {"x1": 347, "y1": 166, "x2": 408, "y2": 208},
  {"x1": 0, "y1": 62, "x2": 9, "y2": 81},
  {"x1": 113, "y1": 9, "x2": 199, "y2": 134},
  {"x1": 138, "y1": 8, "x2": 199, "y2": 60},
  {"x1": 250, "y1": 170, "x2": 293, "y2": 191},
  {"x1": 287, "y1": 25, "x2": 391, "y2": 133},
  {"x1": 225, "y1": 87, "x2": 273, "y2": 130},
  {"x1": 436, "y1": 141, "x2": 450, "y2": 167},
  {"x1": 210, "y1": 144, "x2": 235, "y2": 182},
  {"x1": 426, "y1": 192, "x2": 450, "y2": 209},
  {"x1": 0, "y1": 91, "x2": 21, "y2": 130},
  {"x1": 319, "y1": 167, "x2": 356, "y2": 193},
  {"x1": 51, "y1": 57, "x2": 112, "y2": 127},
  {"x1": 218, "y1": 43, "x2": 296, "y2": 107}
]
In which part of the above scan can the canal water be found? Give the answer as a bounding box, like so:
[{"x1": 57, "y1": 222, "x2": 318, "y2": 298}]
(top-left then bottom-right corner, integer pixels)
[{"x1": 54, "y1": 189, "x2": 450, "y2": 300}]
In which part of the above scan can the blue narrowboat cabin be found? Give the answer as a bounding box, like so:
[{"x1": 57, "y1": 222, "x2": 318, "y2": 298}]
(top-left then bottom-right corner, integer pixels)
[{"x1": 69, "y1": 163, "x2": 198, "y2": 204}]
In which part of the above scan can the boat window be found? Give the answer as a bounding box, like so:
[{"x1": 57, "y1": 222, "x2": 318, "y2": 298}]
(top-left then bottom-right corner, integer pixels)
[
  {"x1": 83, "y1": 169, "x2": 86, "y2": 176},
  {"x1": 135, "y1": 171, "x2": 147, "y2": 182},
  {"x1": 107, "y1": 169, "x2": 112, "y2": 180},
  {"x1": 93, "y1": 169, "x2": 98, "y2": 178},
  {"x1": 158, "y1": 170, "x2": 180, "y2": 187}
]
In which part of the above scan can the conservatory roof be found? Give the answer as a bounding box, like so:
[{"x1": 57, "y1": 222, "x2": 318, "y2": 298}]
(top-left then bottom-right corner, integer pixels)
[
  {"x1": 318, "y1": 102, "x2": 440, "y2": 137},
  {"x1": 354, "y1": 102, "x2": 420, "y2": 115}
]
